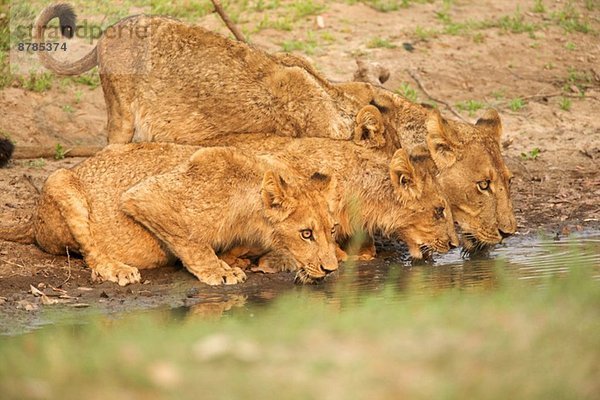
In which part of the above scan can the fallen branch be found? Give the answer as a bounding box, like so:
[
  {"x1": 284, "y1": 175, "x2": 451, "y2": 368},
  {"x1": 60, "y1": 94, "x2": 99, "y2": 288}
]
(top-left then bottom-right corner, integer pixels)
[
  {"x1": 211, "y1": 0, "x2": 246, "y2": 43},
  {"x1": 406, "y1": 69, "x2": 469, "y2": 123},
  {"x1": 22, "y1": 174, "x2": 41, "y2": 195},
  {"x1": 13, "y1": 146, "x2": 103, "y2": 160}
]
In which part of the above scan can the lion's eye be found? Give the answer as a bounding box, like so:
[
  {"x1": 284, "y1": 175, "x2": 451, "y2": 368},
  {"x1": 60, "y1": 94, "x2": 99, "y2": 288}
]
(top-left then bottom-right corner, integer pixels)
[
  {"x1": 301, "y1": 229, "x2": 314, "y2": 240},
  {"x1": 434, "y1": 206, "x2": 445, "y2": 220},
  {"x1": 477, "y1": 180, "x2": 491, "y2": 191}
]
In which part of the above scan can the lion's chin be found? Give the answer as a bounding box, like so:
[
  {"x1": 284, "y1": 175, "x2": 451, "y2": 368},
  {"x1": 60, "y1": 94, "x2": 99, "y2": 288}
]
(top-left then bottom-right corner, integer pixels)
[
  {"x1": 460, "y1": 232, "x2": 494, "y2": 258},
  {"x1": 294, "y1": 269, "x2": 325, "y2": 285}
]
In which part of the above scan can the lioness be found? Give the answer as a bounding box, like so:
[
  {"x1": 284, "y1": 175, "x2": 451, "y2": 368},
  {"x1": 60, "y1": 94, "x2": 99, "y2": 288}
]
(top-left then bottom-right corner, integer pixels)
[
  {"x1": 0, "y1": 144, "x2": 339, "y2": 286},
  {"x1": 34, "y1": 4, "x2": 387, "y2": 147},
  {"x1": 34, "y1": 3, "x2": 515, "y2": 252},
  {"x1": 197, "y1": 135, "x2": 459, "y2": 260}
]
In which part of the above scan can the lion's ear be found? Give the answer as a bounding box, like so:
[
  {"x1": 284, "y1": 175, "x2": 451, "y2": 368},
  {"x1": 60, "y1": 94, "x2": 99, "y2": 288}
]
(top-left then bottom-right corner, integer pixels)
[
  {"x1": 261, "y1": 171, "x2": 288, "y2": 209},
  {"x1": 476, "y1": 108, "x2": 503, "y2": 143},
  {"x1": 389, "y1": 149, "x2": 422, "y2": 199},
  {"x1": 310, "y1": 172, "x2": 340, "y2": 214},
  {"x1": 426, "y1": 110, "x2": 458, "y2": 170},
  {"x1": 354, "y1": 105, "x2": 386, "y2": 148}
]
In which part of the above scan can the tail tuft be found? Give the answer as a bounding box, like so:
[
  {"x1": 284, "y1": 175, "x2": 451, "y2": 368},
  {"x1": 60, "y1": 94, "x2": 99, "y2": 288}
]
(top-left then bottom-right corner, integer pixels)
[
  {"x1": 0, "y1": 138, "x2": 14, "y2": 168},
  {"x1": 55, "y1": 3, "x2": 76, "y2": 38}
]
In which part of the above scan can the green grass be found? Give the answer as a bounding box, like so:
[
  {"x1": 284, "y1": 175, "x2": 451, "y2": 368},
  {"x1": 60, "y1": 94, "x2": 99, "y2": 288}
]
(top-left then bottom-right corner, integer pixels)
[
  {"x1": 414, "y1": 25, "x2": 438, "y2": 40},
  {"x1": 20, "y1": 72, "x2": 53, "y2": 92},
  {"x1": 559, "y1": 97, "x2": 572, "y2": 111},
  {"x1": 69, "y1": 69, "x2": 101, "y2": 89},
  {"x1": 395, "y1": 82, "x2": 418, "y2": 102},
  {"x1": 291, "y1": 0, "x2": 326, "y2": 18},
  {"x1": 532, "y1": 0, "x2": 545, "y2": 14},
  {"x1": 456, "y1": 99, "x2": 485, "y2": 116},
  {"x1": 497, "y1": 9, "x2": 539, "y2": 33},
  {"x1": 508, "y1": 97, "x2": 526, "y2": 111},
  {"x1": 256, "y1": 14, "x2": 293, "y2": 31},
  {"x1": 355, "y1": 0, "x2": 434, "y2": 12},
  {"x1": 551, "y1": 2, "x2": 592, "y2": 33},
  {"x1": 521, "y1": 147, "x2": 541, "y2": 160},
  {"x1": 281, "y1": 35, "x2": 318, "y2": 55},
  {"x1": 0, "y1": 271, "x2": 598, "y2": 399},
  {"x1": 491, "y1": 90, "x2": 505, "y2": 100},
  {"x1": 54, "y1": 143, "x2": 66, "y2": 160},
  {"x1": 26, "y1": 158, "x2": 46, "y2": 169},
  {"x1": 565, "y1": 67, "x2": 593, "y2": 93},
  {"x1": 366, "y1": 37, "x2": 397, "y2": 49}
]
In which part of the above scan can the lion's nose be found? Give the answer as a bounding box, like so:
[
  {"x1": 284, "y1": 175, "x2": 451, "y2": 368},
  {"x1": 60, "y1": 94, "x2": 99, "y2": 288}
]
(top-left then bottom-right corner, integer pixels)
[
  {"x1": 320, "y1": 264, "x2": 337, "y2": 275},
  {"x1": 499, "y1": 229, "x2": 513, "y2": 239}
]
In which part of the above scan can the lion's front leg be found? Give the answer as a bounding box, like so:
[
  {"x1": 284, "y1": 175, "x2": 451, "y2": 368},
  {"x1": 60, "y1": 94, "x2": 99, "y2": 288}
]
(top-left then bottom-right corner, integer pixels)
[
  {"x1": 178, "y1": 244, "x2": 247, "y2": 285},
  {"x1": 39, "y1": 169, "x2": 141, "y2": 286}
]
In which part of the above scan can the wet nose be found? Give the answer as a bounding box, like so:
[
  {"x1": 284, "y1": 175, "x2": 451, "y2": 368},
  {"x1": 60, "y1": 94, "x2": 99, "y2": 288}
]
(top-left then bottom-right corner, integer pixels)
[
  {"x1": 320, "y1": 264, "x2": 337, "y2": 275},
  {"x1": 499, "y1": 229, "x2": 513, "y2": 239}
]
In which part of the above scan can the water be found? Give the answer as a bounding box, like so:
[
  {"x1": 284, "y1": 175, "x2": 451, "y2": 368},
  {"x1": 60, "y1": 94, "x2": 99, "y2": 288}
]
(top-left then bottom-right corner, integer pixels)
[
  {"x1": 2, "y1": 231, "x2": 599, "y2": 333},
  {"x1": 178, "y1": 230, "x2": 600, "y2": 316}
]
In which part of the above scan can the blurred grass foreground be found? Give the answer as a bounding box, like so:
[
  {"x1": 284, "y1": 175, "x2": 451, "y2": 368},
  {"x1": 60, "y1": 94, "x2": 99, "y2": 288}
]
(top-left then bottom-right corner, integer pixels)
[{"x1": 1, "y1": 269, "x2": 599, "y2": 400}]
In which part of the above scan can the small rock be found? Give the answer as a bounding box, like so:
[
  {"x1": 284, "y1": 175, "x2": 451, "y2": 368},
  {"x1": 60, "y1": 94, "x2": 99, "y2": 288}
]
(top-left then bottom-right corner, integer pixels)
[
  {"x1": 315, "y1": 15, "x2": 325, "y2": 29},
  {"x1": 402, "y1": 42, "x2": 414, "y2": 52},
  {"x1": 16, "y1": 300, "x2": 38, "y2": 311},
  {"x1": 143, "y1": 280, "x2": 151, "y2": 285}
]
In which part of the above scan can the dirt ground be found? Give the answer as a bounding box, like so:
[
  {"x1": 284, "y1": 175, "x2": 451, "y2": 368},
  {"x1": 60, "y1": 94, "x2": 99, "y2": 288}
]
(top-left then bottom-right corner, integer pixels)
[{"x1": 0, "y1": 0, "x2": 599, "y2": 319}]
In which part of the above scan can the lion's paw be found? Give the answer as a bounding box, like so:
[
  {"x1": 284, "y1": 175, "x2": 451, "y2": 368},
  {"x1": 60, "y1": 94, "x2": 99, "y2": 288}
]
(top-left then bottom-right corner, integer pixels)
[
  {"x1": 193, "y1": 260, "x2": 247, "y2": 286},
  {"x1": 91, "y1": 261, "x2": 141, "y2": 286},
  {"x1": 254, "y1": 252, "x2": 298, "y2": 273}
]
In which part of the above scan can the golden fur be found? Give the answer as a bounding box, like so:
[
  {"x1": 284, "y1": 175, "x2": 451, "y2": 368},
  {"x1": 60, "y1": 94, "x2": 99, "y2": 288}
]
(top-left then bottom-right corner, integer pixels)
[
  {"x1": 368, "y1": 89, "x2": 517, "y2": 252},
  {"x1": 34, "y1": 4, "x2": 515, "y2": 252},
  {"x1": 197, "y1": 135, "x2": 459, "y2": 259},
  {"x1": 10, "y1": 144, "x2": 339, "y2": 286},
  {"x1": 34, "y1": 4, "x2": 382, "y2": 146}
]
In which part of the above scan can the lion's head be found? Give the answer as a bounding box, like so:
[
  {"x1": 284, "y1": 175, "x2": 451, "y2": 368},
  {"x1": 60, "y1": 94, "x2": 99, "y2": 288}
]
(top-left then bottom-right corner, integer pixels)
[
  {"x1": 361, "y1": 87, "x2": 516, "y2": 255},
  {"x1": 260, "y1": 170, "x2": 339, "y2": 283},
  {"x1": 386, "y1": 148, "x2": 459, "y2": 259},
  {"x1": 425, "y1": 109, "x2": 517, "y2": 254}
]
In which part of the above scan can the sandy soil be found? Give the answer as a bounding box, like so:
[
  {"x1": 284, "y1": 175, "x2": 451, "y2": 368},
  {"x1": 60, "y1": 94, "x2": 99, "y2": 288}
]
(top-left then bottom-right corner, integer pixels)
[{"x1": 0, "y1": 0, "x2": 598, "y2": 317}]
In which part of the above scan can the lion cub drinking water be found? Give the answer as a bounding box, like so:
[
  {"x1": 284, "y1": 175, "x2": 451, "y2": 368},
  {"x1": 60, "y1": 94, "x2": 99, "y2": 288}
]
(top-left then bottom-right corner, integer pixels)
[
  {"x1": 201, "y1": 135, "x2": 459, "y2": 261},
  {"x1": 0, "y1": 144, "x2": 339, "y2": 286}
]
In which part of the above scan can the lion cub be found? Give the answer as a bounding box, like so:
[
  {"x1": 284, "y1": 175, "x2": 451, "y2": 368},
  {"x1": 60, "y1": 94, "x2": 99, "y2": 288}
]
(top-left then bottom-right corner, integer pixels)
[
  {"x1": 202, "y1": 135, "x2": 459, "y2": 260},
  {"x1": 14, "y1": 144, "x2": 339, "y2": 286}
]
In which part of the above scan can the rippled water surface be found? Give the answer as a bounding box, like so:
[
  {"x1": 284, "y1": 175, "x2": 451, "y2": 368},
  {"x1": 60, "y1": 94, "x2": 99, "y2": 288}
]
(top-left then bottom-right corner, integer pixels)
[
  {"x1": 3, "y1": 231, "x2": 599, "y2": 333},
  {"x1": 178, "y1": 231, "x2": 600, "y2": 315}
]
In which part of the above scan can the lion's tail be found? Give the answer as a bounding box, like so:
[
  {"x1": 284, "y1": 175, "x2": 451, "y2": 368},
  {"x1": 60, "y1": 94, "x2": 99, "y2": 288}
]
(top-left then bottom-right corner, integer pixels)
[
  {"x1": 0, "y1": 217, "x2": 35, "y2": 245},
  {"x1": 33, "y1": 3, "x2": 98, "y2": 75},
  {"x1": 0, "y1": 138, "x2": 14, "y2": 168}
]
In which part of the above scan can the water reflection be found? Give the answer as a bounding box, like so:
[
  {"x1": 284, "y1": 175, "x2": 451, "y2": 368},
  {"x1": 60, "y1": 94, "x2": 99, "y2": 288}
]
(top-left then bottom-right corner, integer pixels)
[{"x1": 179, "y1": 231, "x2": 600, "y2": 319}]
